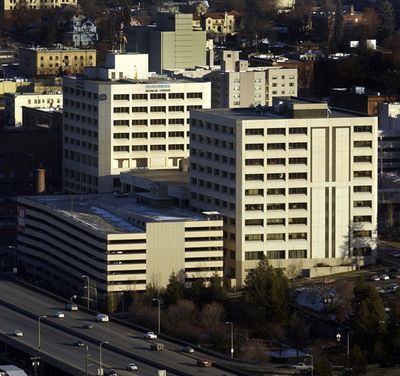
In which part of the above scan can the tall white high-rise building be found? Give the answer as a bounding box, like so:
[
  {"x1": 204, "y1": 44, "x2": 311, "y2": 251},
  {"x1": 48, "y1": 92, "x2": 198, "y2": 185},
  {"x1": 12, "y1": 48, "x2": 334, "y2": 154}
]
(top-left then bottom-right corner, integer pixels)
[
  {"x1": 189, "y1": 99, "x2": 378, "y2": 286},
  {"x1": 62, "y1": 52, "x2": 211, "y2": 193}
]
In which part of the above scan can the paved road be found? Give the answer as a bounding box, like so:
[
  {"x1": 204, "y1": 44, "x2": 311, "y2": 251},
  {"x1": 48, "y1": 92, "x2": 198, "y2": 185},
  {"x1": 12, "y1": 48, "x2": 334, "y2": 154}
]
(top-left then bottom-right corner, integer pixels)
[
  {"x1": 0, "y1": 304, "x2": 166, "y2": 376},
  {"x1": 0, "y1": 280, "x2": 242, "y2": 376}
]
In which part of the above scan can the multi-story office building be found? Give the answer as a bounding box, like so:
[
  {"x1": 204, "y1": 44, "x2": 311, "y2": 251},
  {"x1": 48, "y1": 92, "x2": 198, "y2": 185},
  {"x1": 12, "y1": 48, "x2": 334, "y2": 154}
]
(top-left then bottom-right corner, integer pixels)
[
  {"x1": 126, "y1": 12, "x2": 206, "y2": 73},
  {"x1": 0, "y1": 0, "x2": 76, "y2": 11},
  {"x1": 17, "y1": 194, "x2": 223, "y2": 300},
  {"x1": 189, "y1": 99, "x2": 378, "y2": 286},
  {"x1": 63, "y1": 52, "x2": 211, "y2": 193},
  {"x1": 19, "y1": 46, "x2": 96, "y2": 77},
  {"x1": 4, "y1": 91, "x2": 62, "y2": 126},
  {"x1": 205, "y1": 51, "x2": 297, "y2": 108}
]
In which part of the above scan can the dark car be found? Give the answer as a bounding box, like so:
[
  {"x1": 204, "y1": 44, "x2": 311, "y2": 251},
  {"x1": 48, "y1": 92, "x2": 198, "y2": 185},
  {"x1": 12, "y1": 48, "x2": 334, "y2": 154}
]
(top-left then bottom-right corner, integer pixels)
[
  {"x1": 197, "y1": 359, "x2": 212, "y2": 368},
  {"x1": 73, "y1": 339, "x2": 85, "y2": 347},
  {"x1": 83, "y1": 322, "x2": 94, "y2": 329}
]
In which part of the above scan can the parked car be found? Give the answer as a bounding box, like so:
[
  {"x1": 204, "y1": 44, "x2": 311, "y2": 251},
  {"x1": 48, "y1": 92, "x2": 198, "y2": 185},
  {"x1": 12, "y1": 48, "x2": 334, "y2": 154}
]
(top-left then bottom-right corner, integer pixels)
[
  {"x1": 73, "y1": 339, "x2": 85, "y2": 347},
  {"x1": 182, "y1": 346, "x2": 194, "y2": 353},
  {"x1": 54, "y1": 311, "x2": 65, "y2": 318},
  {"x1": 381, "y1": 274, "x2": 390, "y2": 280},
  {"x1": 95, "y1": 313, "x2": 109, "y2": 322},
  {"x1": 144, "y1": 331, "x2": 157, "y2": 339},
  {"x1": 291, "y1": 362, "x2": 313, "y2": 370},
  {"x1": 13, "y1": 329, "x2": 23, "y2": 337},
  {"x1": 197, "y1": 359, "x2": 213, "y2": 368},
  {"x1": 370, "y1": 275, "x2": 380, "y2": 282},
  {"x1": 65, "y1": 303, "x2": 78, "y2": 311},
  {"x1": 83, "y1": 322, "x2": 94, "y2": 329},
  {"x1": 150, "y1": 343, "x2": 164, "y2": 351},
  {"x1": 126, "y1": 363, "x2": 138, "y2": 371}
]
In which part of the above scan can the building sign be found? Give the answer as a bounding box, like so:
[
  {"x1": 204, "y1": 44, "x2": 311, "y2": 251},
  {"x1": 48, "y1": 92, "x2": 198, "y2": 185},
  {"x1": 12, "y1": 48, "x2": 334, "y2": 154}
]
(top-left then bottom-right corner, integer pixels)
[{"x1": 144, "y1": 84, "x2": 171, "y2": 92}]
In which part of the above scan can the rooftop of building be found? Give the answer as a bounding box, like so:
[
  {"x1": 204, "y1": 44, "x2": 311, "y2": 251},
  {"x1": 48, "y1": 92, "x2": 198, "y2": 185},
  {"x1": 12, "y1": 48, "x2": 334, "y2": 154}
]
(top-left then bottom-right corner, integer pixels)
[
  {"x1": 68, "y1": 75, "x2": 206, "y2": 85},
  {"x1": 19, "y1": 46, "x2": 96, "y2": 52},
  {"x1": 24, "y1": 193, "x2": 207, "y2": 234},
  {"x1": 192, "y1": 98, "x2": 371, "y2": 120},
  {"x1": 122, "y1": 169, "x2": 189, "y2": 188},
  {"x1": 5, "y1": 90, "x2": 62, "y2": 97}
]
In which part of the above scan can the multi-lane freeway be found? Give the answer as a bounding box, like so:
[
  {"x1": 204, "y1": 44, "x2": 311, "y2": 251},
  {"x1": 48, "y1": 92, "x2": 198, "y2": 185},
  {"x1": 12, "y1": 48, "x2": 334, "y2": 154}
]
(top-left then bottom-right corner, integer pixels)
[{"x1": 0, "y1": 280, "x2": 244, "y2": 376}]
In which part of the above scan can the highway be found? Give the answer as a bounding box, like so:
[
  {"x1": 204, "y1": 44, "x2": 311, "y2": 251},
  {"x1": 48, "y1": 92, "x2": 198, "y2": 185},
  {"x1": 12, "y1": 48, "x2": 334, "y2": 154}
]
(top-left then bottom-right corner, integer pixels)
[{"x1": 0, "y1": 280, "x2": 242, "y2": 376}]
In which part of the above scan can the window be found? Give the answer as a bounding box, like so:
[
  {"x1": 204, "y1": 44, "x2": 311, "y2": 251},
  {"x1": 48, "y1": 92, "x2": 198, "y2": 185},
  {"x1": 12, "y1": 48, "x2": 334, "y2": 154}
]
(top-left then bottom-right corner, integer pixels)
[
  {"x1": 150, "y1": 145, "x2": 166, "y2": 151},
  {"x1": 150, "y1": 132, "x2": 166, "y2": 138},
  {"x1": 113, "y1": 133, "x2": 129, "y2": 139},
  {"x1": 245, "y1": 128, "x2": 264, "y2": 136},
  {"x1": 132, "y1": 119, "x2": 148, "y2": 126},
  {"x1": 267, "y1": 203, "x2": 285, "y2": 210},
  {"x1": 132, "y1": 145, "x2": 147, "y2": 151},
  {"x1": 354, "y1": 140, "x2": 372, "y2": 148},
  {"x1": 267, "y1": 143, "x2": 285, "y2": 150},
  {"x1": 245, "y1": 159, "x2": 264, "y2": 166},
  {"x1": 354, "y1": 156, "x2": 372, "y2": 163},
  {"x1": 267, "y1": 128, "x2": 285, "y2": 135},
  {"x1": 267, "y1": 158, "x2": 285, "y2": 165},
  {"x1": 245, "y1": 251, "x2": 264, "y2": 260},
  {"x1": 245, "y1": 144, "x2": 264, "y2": 151},
  {"x1": 245, "y1": 219, "x2": 264, "y2": 226},
  {"x1": 354, "y1": 215, "x2": 372, "y2": 223},
  {"x1": 132, "y1": 107, "x2": 147, "y2": 112},
  {"x1": 245, "y1": 174, "x2": 264, "y2": 181},
  {"x1": 245, "y1": 204, "x2": 264, "y2": 211},
  {"x1": 187, "y1": 92, "x2": 203, "y2": 99},
  {"x1": 150, "y1": 119, "x2": 166, "y2": 125},
  {"x1": 245, "y1": 189, "x2": 263, "y2": 196},
  {"x1": 113, "y1": 94, "x2": 129, "y2": 100},
  {"x1": 354, "y1": 171, "x2": 372, "y2": 178},
  {"x1": 113, "y1": 107, "x2": 129, "y2": 113},
  {"x1": 267, "y1": 233, "x2": 285, "y2": 241},
  {"x1": 289, "y1": 202, "x2": 307, "y2": 210},
  {"x1": 150, "y1": 93, "x2": 166, "y2": 100},
  {"x1": 267, "y1": 188, "x2": 285, "y2": 195},
  {"x1": 245, "y1": 234, "x2": 264, "y2": 241},
  {"x1": 289, "y1": 218, "x2": 307, "y2": 225},
  {"x1": 150, "y1": 106, "x2": 166, "y2": 112},
  {"x1": 169, "y1": 144, "x2": 184, "y2": 150},
  {"x1": 169, "y1": 93, "x2": 184, "y2": 99},
  {"x1": 132, "y1": 94, "x2": 147, "y2": 100},
  {"x1": 354, "y1": 200, "x2": 372, "y2": 208},
  {"x1": 267, "y1": 173, "x2": 285, "y2": 180},
  {"x1": 289, "y1": 142, "x2": 307, "y2": 150},
  {"x1": 113, "y1": 146, "x2": 129, "y2": 152},
  {"x1": 289, "y1": 249, "x2": 307, "y2": 259},
  {"x1": 266, "y1": 251, "x2": 285, "y2": 260},
  {"x1": 132, "y1": 132, "x2": 147, "y2": 138},
  {"x1": 289, "y1": 157, "x2": 307, "y2": 164},
  {"x1": 353, "y1": 230, "x2": 372, "y2": 237},
  {"x1": 169, "y1": 118, "x2": 185, "y2": 125},
  {"x1": 354, "y1": 186, "x2": 372, "y2": 193},
  {"x1": 354, "y1": 125, "x2": 372, "y2": 133},
  {"x1": 289, "y1": 187, "x2": 307, "y2": 195},
  {"x1": 289, "y1": 173, "x2": 307, "y2": 180},
  {"x1": 353, "y1": 247, "x2": 372, "y2": 256},
  {"x1": 169, "y1": 106, "x2": 184, "y2": 112},
  {"x1": 113, "y1": 120, "x2": 129, "y2": 126},
  {"x1": 289, "y1": 232, "x2": 307, "y2": 240},
  {"x1": 169, "y1": 131, "x2": 184, "y2": 137},
  {"x1": 267, "y1": 218, "x2": 285, "y2": 225}
]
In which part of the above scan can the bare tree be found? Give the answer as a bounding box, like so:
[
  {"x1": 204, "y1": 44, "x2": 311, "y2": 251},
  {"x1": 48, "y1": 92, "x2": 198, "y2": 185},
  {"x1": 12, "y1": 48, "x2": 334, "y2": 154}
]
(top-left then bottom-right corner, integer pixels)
[{"x1": 385, "y1": 203, "x2": 396, "y2": 228}]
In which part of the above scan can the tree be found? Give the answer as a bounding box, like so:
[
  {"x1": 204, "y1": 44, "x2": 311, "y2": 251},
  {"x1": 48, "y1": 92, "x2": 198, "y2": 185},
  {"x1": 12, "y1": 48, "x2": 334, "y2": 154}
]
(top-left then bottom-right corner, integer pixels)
[
  {"x1": 243, "y1": 257, "x2": 291, "y2": 336},
  {"x1": 286, "y1": 0, "x2": 314, "y2": 42},
  {"x1": 199, "y1": 302, "x2": 226, "y2": 351},
  {"x1": 287, "y1": 314, "x2": 310, "y2": 356},
  {"x1": 162, "y1": 271, "x2": 185, "y2": 306},
  {"x1": 350, "y1": 345, "x2": 367, "y2": 375},
  {"x1": 377, "y1": 0, "x2": 395, "y2": 43},
  {"x1": 333, "y1": 280, "x2": 354, "y2": 323},
  {"x1": 242, "y1": 0, "x2": 277, "y2": 37},
  {"x1": 314, "y1": 355, "x2": 333, "y2": 376},
  {"x1": 207, "y1": 272, "x2": 226, "y2": 303}
]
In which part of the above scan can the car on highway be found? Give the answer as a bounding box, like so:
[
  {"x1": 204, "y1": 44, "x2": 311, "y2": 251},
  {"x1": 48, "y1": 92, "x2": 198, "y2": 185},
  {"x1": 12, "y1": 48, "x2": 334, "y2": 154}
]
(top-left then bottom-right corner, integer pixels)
[
  {"x1": 144, "y1": 331, "x2": 157, "y2": 339},
  {"x1": 83, "y1": 322, "x2": 94, "y2": 329},
  {"x1": 95, "y1": 313, "x2": 109, "y2": 322},
  {"x1": 126, "y1": 363, "x2": 138, "y2": 371},
  {"x1": 381, "y1": 274, "x2": 390, "y2": 280},
  {"x1": 54, "y1": 311, "x2": 65, "y2": 318},
  {"x1": 106, "y1": 370, "x2": 118, "y2": 376},
  {"x1": 150, "y1": 343, "x2": 164, "y2": 351},
  {"x1": 370, "y1": 275, "x2": 380, "y2": 282},
  {"x1": 73, "y1": 339, "x2": 85, "y2": 347},
  {"x1": 290, "y1": 362, "x2": 313, "y2": 370},
  {"x1": 390, "y1": 250, "x2": 400, "y2": 258},
  {"x1": 65, "y1": 303, "x2": 78, "y2": 311},
  {"x1": 197, "y1": 359, "x2": 213, "y2": 368},
  {"x1": 13, "y1": 329, "x2": 23, "y2": 337},
  {"x1": 182, "y1": 346, "x2": 195, "y2": 353}
]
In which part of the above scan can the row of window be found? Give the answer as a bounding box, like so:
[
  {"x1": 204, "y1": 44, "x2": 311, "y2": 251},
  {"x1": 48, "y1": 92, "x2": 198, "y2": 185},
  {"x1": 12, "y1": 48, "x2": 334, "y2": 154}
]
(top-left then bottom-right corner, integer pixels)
[
  {"x1": 245, "y1": 218, "x2": 307, "y2": 226},
  {"x1": 64, "y1": 169, "x2": 98, "y2": 185},
  {"x1": 190, "y1": 192, "x2": 236, "y2": 210},
  {"x1": 113, "y1": 105, "x2": 202, "y2": 113},
  {"x1": 245, "y1": 203, "x2": 307, "y2": 211},
  {"x1": 245, "y1": 157, "x2": 307, "y2": 166},
  {"x1": 245, "y1": 186, "x2": 372, "y2": 196},
  {"x1": 191, "y1": 135, "x2": 234, "y2": 150},
  {"x1": 113, "y1": 131, "x2": 187, "y2": 139},
  {"x1": 64, "y1": 124, "x2": 98, "y2": 137},
  {"x1": 64, "y1": 150, "x2": 98, "y2": 166},
  {"x1": 245, "y1": 142, "x2": 308, "y2": 151},
  {"x1": 113, "y1": 118, "x2": 186, "y2": 126},
  {"x1": 114, "y1": 145, "x2": 186, "y2": 152},
  {"x1": 113, "y1": 92, "x2": 203, "y2": 100},
  {"x1": 64, "y1": 112, "x2": 98, "y2": 124},
  {"x1": 192, "y1": 120, "x2": 235, "y2": 135},
  {"x1": 64, "y1": 138, "x2": 98, "y2": 150},
  {"x1": 245, "y1": 173, "x2": 307, "y2": 181},
  {"x1": 245, "y1": 249, "x2": 307, "y2": 260},
  {"x1": 245, "y1": 233, "x2": 308, "y2": 241}
]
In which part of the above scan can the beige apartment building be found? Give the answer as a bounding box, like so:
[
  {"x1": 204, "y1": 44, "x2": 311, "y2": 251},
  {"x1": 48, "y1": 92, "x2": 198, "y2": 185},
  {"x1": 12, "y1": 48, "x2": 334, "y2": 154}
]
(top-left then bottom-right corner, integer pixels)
[
  {"x1": 17, "y1": 194, "x2": 223, "y2": 300},
  {"x1": 189, "y1": 99, "x2": 378, "y2": 286},
  {"x1": 63, "y1": 53, "x2": 211, "y2": 194},
  {"x1": 5, "y1": 90, "x2": 62, "y2": 126},
  {"x1": 206, "y1": 51, "x2": 297, "y2": 108},
  {"x1": 19, "y1": 47, "x2": 96, "y2": 77},
  {"x1": 0, "y1": 0, "x2": 76, "y2": 11}
]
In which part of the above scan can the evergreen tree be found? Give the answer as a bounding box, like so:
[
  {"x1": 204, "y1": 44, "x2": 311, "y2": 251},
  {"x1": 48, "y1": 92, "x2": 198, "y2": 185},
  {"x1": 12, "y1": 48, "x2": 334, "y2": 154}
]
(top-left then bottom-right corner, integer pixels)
[
  {"x1": 378, "y1": 0, "x2": 395, "y2": 42},
  {"x1": 350, "y1": 345, "x2": 367, "y2": 375},
  {"x1": 162, "y1": 272, "x2": 184, "y2": 306}
]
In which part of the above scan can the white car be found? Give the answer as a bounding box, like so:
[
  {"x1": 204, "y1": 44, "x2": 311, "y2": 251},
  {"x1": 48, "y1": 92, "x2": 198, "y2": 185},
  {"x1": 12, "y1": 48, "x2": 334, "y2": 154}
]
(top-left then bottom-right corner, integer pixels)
[
  {"x1": 370, "y1": 275, "x2": 380, "y2": 282},
  {"x1": 390, "y1": 251, "x2": 400, "y2": 258},
  {"x1": 381, "y1": 274, "x2": 390, "y2": 280},
  {"x1": 14, "y1": 329, "x2": 23, "y2": 337},
  {"x1": 143, "y1": 331, "x2": 157, "y2": 339},
  {"x1": 126, "y1": 363, "x2": 138, "y2": 371},
  {"x1": 54, "y1": 311, "x2": 65, "y2": 318},
  {"x1": 291, "y1": 362, "x2": 313, "y2": 370}
]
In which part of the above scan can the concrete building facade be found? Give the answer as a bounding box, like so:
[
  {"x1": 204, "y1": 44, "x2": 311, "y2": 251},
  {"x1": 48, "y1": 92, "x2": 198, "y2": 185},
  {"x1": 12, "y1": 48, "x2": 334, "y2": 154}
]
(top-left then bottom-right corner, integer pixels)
[
  {"x1": 0, "y1": 0, "x2": 76, "y2": 11},
  {"x1": 126, "y1": 12, "x2": 206, "y2": 73},
  {"x1": 5, "y1": 91, "x2": 62, "y2": 126},
  {"x1": 19, "y1": 47, "x2": 96, "y2": 77},
  {"x1": 189, "y1": 100, "x2": 378, "y2": 286},
  {"x1": 17, "y1": 194, "x2": 223, "y2": 299},
  {"x1": 62, "y1": 53, "x2": 211, "y2": 194}
]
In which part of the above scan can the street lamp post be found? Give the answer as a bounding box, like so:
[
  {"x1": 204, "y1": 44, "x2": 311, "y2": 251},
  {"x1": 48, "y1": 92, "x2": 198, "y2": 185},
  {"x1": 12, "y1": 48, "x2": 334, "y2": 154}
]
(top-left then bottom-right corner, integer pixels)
[
  {"x1": 307, "y1": 354, "x2": 314, "y2": 376},
  {"x1": 336, "y1": 330, "x2": 350, "y2": 367},
  {"x1": 99, "y1": 341, "x2": 108, "y2": 376},
  {"x1": 82, "y1": 275, "x2": 90, "y2": 309},
  {"x1": 85, "y1": 345, "x2": 89, "y2": 376},
  {"x1": 152, "y1": 298, "x2": 161, "y2": 334},
  {"x1": 38, "y1": 315, "x2": 47, "y2": 352},
  {"x1": 225, "y1": 321, "x2": 234, "y2": 359}
]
